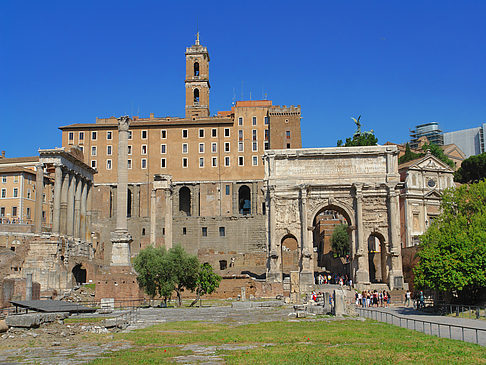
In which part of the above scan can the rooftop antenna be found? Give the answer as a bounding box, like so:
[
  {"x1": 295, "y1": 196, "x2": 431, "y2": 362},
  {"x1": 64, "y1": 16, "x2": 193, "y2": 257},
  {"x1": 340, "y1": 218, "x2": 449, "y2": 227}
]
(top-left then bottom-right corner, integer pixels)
[
  {"x1": 249, "y1": 91, "x2": 252, "y2": 100},
  {"x1": 232, "y1": 88, "x2": 236, "y2": 106}
]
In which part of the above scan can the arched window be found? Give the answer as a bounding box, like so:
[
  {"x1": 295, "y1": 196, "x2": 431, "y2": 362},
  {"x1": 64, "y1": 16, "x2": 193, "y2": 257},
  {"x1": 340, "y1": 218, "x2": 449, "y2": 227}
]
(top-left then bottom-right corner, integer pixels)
[
  {"x1": 179, "y1": 187, "x2": 191, "y2": 216},
  {"x1": 194, "y1": 88, "x2": 200, "y2": 104},
  {"x1": 194, "y1": 62, "x2": 199, "y2": 76},
  {"x1": 72, "y1": 264, "x2": 87, "y2": 285},
  {"x1": 238, "y1": 185, "x2": 251, "y2": 215}
]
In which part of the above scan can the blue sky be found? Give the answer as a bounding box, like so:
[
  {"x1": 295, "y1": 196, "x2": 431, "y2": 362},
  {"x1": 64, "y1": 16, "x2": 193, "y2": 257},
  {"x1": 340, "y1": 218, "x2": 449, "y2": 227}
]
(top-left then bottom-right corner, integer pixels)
[{"x1": 1, "y1": 1, "x2": 485, "y2": 157}]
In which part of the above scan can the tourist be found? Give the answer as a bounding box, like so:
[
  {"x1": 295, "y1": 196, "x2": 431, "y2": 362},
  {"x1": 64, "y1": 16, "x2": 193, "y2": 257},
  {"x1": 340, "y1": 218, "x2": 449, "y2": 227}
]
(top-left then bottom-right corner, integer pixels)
[
  {"x1": 419, "y1": 291, "x2": 425, "y2": 309},
  {"x1": 404, "y1": 290, "x2": 411, "y2": 307}
]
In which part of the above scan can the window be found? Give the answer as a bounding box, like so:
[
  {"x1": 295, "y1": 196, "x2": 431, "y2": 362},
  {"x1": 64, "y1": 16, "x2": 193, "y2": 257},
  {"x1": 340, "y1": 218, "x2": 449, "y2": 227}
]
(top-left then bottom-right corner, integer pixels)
[
  {"x1": 194, "y1": 61, "x2": 199, "y2": 76},
  {"x1": 238, "y1": 117, "x2": 243, "y2": 126},
  {"x1": 287, "y1": 143, "x2": 291, "y2": 149},
  {"x1": 224, "y1": 128, "x2": 230, "y2": 137},
  {"x1": 252, "y1": 116, "x2": 257, "y2": 125},
  {"x1": 286, "y1": 130, "x2": 291, "y2": 139},
  {"x1": 202, "y1": 227, "x2": 207, "y2": 237},
  {"x1": 182, "y1": 158, "x2": 188, "y2": 168},
  {"x1": 141, "y1": 130, "x2": 148, "y2": 139},
  {"x1": 13, "y1": 188, "x2": 18, "y2": 198},
  {"x1": 128, "y1": 131, "x2": 132, "y2": 140},
  {"x1": 79, "y1": 132, "x2": 84, "y2": 141},
  {"x1": 264, "y1": 116, "x2": 269, "y2": 125},
  {"x1": 212, "y1": 157, "x2": 217, "y2": 167},
  {"x1": 252, "y1": 142, "x2": 258, "y2": 152},
  {"x1": 91, "y1": 131, "x2": 97, "y2": 140},
  {"x1": 224, "y1": 156, "x2": 230, "y2": 166},
  {"x1": 12, "y1": 206, "x2": 17, "y2": 217},
  {"x1": 161, "y1": 144, "x2": 166, "y2": 154},
  {"x1": 225, "y1": 185, "x2": 230, "y2": 195},
  {"x1": 127, "y1": 159, "x2": 132, "y2": 169},
  {"x1": 238, "y1": 142, "x2": 244, "y2": 152},
  {"x1": 141, "y1": 159, "x2": 147, "y2": 169},
  {"x1": 252, "y1": 156, "x2": 258, "y2": 166},
  {"x1": 199, "y1": 158, "x2": 204, "y2": 168},
  {"x1": 91, "y1": 160, "x2": 97, "y2": 168},
  {"x1": 161, "y1": 158, "x2": 166, "y2": 168},
  {"x1": 107, "y1": 131, "x2": 113, "y2": 140},
  {"x1": 252, "y1": 129, "x2": 257, "y2": 141},
  {"x1": 264, "y1": 129, "x2": 269, "y2": 140},
  {"x1": 238, "y1": 130, "x2": 243, "y2": 141},
  {"x1": 285, "y1": 119, "x2": 289, "y2": 123},
  {"x1": 183, "y1": 227, "x2": 187, "y2": 235},
  {"x1": 141, "y1": 145, "x2": 147, "y2": 155},
  {"x1": 1, "y1": 176, "x2": 6, "y2": 183},
  {"x1": 219, "y1": 227, "x2": 225, "y2": 237},
  {"x1": 91, "y1": 146, "x2": 97, "y2": 156},
  {"x1": 265, "y1": 141, "x2": 269, "y2": 150},
  {"x1": 106, "y1": 159, "x2": 112, "y2": 170},
  {"x1": 199, "y1": 129, "x2": 204, "y2": 138},
  {"x1": 199, "y1": 143, "x2": 204, "y2": 153},
  {"x1": 1, "y1": 189, "x2": 6, "y2": 198},
  {"x1": 79, "y1": 146, "x2": 84, "y2": 152},
  {"x1": 128, "y1": 145, "x2": 132, "y2": 155},
  {"x1": 161, "y1": 130, "x2": 167, "y2": 139},
  {"x1": 26, "y1": 207, "x2": 31, "y2": 219},
  {"x1": 211, "y1": 128, "x2": 217, "y2": 137},
  {"x1": 182, "y1": 129, "x2": 188, "y2": 138},
  {"x1": 68, "y1": 132, "x2": 74, "y2": 141},
  {"x1": 224, "y1": 142, "x2": 230, "y2": 152},
  {"x1": 0, "y1": 207, "x2": 4, "y2": 217},
  {"x1": 107, "y1": 145, "x2": 112, "y2": 155},
  {"x1": 238, "y1": 156, "x2": 244, "y2": 166},
  {"x1": 182, "y1": 143, "x2": 188, "y2": 154},
  {"x1": 211, "y1": 142, "x2": 217, "y2": 153},
  {"x1": 194, "y1": 88, "x2": 199, "y2": 103},
  {"x1": 13, "y1": 176, "x2": 18, "y2": 183}
]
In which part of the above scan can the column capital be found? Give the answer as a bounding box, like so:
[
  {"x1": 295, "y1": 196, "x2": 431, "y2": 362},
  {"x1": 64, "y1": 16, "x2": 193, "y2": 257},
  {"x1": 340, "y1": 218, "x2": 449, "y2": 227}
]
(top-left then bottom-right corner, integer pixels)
[{"x1": 117, "y1": 115, "x2": 131, "y2": 132}]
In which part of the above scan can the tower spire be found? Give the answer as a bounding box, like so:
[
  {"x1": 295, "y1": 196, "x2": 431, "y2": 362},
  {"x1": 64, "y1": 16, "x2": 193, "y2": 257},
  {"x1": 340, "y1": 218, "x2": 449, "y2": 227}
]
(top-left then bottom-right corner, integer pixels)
[{"x1": 195, "y1": 31, "x2": 200, "y2": 46}]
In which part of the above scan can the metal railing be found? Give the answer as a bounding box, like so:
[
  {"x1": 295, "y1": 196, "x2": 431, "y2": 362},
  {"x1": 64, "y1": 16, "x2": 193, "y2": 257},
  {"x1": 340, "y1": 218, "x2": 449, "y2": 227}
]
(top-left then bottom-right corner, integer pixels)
[
  {"x1": 435, "y1": 304, "x2": 486, "y2": 320},
  {"x1": 357, "y1": 307, "x2": 485, "y2": 346}
]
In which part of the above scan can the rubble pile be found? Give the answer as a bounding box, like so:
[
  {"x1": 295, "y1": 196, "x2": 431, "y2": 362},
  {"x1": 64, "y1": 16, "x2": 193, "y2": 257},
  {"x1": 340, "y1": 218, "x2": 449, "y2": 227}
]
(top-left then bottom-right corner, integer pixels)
[{"x1": 57, "y1": 285, "x2": 95, "y2": 302}]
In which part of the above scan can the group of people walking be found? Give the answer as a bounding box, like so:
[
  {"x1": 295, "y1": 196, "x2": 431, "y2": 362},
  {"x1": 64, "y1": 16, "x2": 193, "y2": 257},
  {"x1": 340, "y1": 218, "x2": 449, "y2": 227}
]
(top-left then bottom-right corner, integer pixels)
[{"x1": 356, "y1": 290, "x2": 391, "y2": 307}]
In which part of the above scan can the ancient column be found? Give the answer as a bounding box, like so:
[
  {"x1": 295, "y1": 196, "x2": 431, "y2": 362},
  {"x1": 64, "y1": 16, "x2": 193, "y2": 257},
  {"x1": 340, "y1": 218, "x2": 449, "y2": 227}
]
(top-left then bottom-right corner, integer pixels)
[
  {"x1": 67, "y1": 173, "x2": 76, "y2": 237},
  {"x1": 26, "y1": 273, "x2": 33, "y2": 301},
  {"x1": 150, "y1": 189, "x2": 156, "y2": 245},
  {"x1": 52, "y1": 163, "x2": 63, "y2": 234},
  {"x1": 354, "y1": 183, "x2": 370, "y2": 284},
  {"x1": 299, "y1": 186, "x2": 314, "y2": 287},
  {"x1": 110, "y1": 116, "x2": 132, "y2": 266},
  {"x1": 266, "y1": 186, "x2": 281, "y2": 282},
  {"x1": 60, "y1": 171, "x2": 69, "y2": 235},
  {"x1": 34, "y1": 163, "x2": 44, "y2": 233},
  {"x1": 74, "y1": 176, "x2": 83, "y2": 239},
  {"x1": 80, "y1": 180, "x2": 87, "y2": 241},
  {"x1": 388, "y1": 186, "x2": 404, "y2": 289},
  {"x1": 85, "y1": 183, "x2": 92, "y2": 242},
  {"x1": 164, "y1": 188, "x2": 173, "y2": 249}
]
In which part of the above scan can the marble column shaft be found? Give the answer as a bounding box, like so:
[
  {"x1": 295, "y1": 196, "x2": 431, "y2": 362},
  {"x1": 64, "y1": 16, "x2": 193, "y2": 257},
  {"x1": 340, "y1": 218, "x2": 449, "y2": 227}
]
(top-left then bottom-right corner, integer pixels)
[
  {"x1": 34, "y1": 163, "x2": 44, "y2": 234},
  {"x1": 67, "y1": 174, "x2": 76, "y2": 237},
  {"x1": 150, "y1": 189, "x2": 156, "y2": 245},
  {"x1": 85, "y1": 184, "x2": 92, "y2": 242},
  {"x1": 116, "y1": 125, "x2": 129, "y2": 231},
  {"x1": 52, "y1": 164, "x2": 63, "y2": 234},
  {"x1": 355, "y1": 185, "x2": 370, "y2": 283},
  {"x1": 164, "y1": 189, "x2": 173, "y2": 249},
  {"x1": 60, "y1": 172, "x2": 70, "y2": 235},
  {"x1": 74, "y1": 176, "x2": 82, "y2": 239},
  {"x1": 80, "y1": 180, "x2": 87, "y2": 240}
]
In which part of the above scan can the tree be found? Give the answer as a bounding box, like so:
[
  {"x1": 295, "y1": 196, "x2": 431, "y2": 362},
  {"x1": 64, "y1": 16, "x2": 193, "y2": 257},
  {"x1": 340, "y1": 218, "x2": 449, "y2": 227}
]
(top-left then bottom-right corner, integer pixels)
[
  {"x1": 454, "y1": 153, "x2": 486, "y2": 183},
  {"x1": 133, "y1": 246, "x2": 174, "y2": 302},
  {"x1": 398, "y1": 143, "x2": 423, "y2": 165},
  {"x1": 189, "y1": 263, "x2": 221, "y2": 307},
  {"x1": 413, "y1": 181, "x2": 486, "y2": 303},
  {"x1": 134, "y1": 245, "x2": 200, "y2": 307},
  {"x1": 330, "y1": 224, "x2": 350, "y2": 257},
  {"x1": 165, "y1": 245, "x2": 200, "y2": 307}
]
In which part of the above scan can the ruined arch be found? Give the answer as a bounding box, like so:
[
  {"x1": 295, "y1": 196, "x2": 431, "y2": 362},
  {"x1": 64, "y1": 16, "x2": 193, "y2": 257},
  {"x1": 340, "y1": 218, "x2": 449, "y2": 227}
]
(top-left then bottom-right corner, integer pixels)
[
  {"x1": 72, "y1": 263, "x2": 87, "y2": 285},
  {"x1": 368, "y1": 231, "x2": 388, "y2": 283},
  {"x1": 238, "y1": 185, "x2": 251, "y2": 215},
  {"x1": 281, "y1": 233, "x2": 299, "y2": 278},
  {"x1": 179, "y1": 187, "x2": 191, "y2": 216}
]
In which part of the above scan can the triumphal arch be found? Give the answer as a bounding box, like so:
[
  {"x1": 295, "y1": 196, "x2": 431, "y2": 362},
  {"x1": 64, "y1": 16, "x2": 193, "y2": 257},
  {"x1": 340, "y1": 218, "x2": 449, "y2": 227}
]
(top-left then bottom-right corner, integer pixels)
[{"x1": 264, "y1": 145, "x2": 404, "y2": 290}]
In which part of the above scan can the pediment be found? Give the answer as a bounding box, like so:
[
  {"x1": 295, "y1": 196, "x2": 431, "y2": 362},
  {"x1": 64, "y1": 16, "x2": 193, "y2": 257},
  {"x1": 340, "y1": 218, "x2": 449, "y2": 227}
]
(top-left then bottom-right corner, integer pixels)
[
  {"x1": 411, "y1": 154, "x2": 453, "y2": 173},
  {"x1": 424, "y1": 190, "x2": 441, "y2": 198}
]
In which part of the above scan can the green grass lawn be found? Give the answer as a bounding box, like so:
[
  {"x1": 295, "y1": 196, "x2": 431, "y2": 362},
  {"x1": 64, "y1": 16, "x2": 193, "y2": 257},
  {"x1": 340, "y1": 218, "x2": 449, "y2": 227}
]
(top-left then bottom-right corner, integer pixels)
[{"x1": 91, "y1": 319, "x2": 486, "y2": 364}]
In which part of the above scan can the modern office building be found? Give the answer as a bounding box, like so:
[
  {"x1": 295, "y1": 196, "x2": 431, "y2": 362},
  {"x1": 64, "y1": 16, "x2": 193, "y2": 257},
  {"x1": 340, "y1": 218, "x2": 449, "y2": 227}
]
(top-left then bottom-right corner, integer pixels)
[
  {"x1": 443, "y1": 123, "x2": 486, "y2": 158},
  {"x1": 409, "y1": 122, "x2": 443, "y2": 149}
]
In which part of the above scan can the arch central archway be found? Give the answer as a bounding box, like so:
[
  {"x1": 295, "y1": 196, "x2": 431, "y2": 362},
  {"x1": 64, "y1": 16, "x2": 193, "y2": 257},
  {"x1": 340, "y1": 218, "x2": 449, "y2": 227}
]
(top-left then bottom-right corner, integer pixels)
[
  {"x1": 368, "y1": 232, "x2": 388, "y2": 283},
  {"x1": 312, "y1": 205, "x2": 352, "y2": 282},
  {"x1": 238, "y1": 185, "x2": 251, "y2": 215},
  {"x1": 281, "y1": 233, "x2": 299, "y2": 279},
  {"x1": 72, "y1": 264, "x2": 86, "y2": 285}
]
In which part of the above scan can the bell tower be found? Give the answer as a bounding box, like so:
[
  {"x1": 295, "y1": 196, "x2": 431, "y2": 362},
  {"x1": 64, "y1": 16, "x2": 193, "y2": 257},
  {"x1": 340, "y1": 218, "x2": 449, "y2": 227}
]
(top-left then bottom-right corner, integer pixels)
[{"x1": 185, "y1": 32, "x2": 210, "y2": 118}]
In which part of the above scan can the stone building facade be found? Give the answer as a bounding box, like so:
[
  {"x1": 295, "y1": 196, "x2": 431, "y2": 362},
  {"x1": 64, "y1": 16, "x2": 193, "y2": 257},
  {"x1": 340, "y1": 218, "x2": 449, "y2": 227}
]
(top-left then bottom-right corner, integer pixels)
[
  {"x1": 58, "y1": 36, "x2": 302, "y2": 274},
  {"x1": 264, "y1": 146, "x2": 405, "y2": 290}
]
